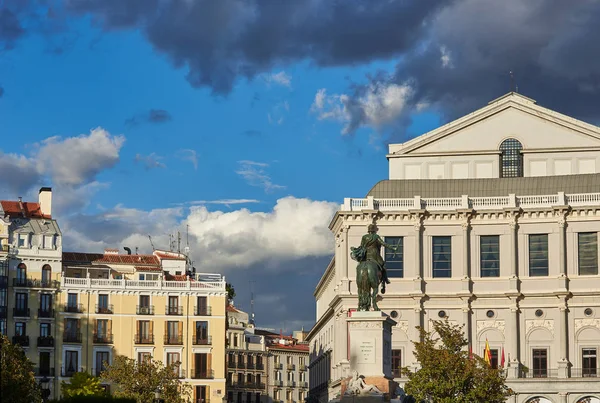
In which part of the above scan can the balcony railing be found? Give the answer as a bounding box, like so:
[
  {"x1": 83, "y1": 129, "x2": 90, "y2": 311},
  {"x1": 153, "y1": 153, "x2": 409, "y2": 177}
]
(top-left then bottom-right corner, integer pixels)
[
  {"x1": 287, "y1": 364, "x2": 295, "y2": 371},
  {"x1": 63, "y1": 332, "x2": 82, "y2": 343},
  {"x1": 519, "y1": 368, "x2": 558, "y2": 378},
  {"x1": 166, "y1": 306, "x2": 183, "y2": 315},
  {"x1": 13, "y1": 307, "x2": 30, "y2": 317},
  {"x1": 247, "y1": 362, "x2": 255, "y2": 369},
  {"x1": 37, "y1": 336, "x2": 54, "y2": 347},
  {"x1": 255, "y1": 363, "x2": 265, "y2": 370},
  {"x1": 571, "y1": 368, "x2": 599, "y2": 378},
  {"x1": 12, "y1": 335, "x2": 29, "y2": 346},
  {"x1": 36, "y1": 367, "x2": 55, "y2": 377},
  {"x1": 247, "y1": 382, "x2": 266, "y2": 390},
  {"x1": 134, "y1": 334, "x2": 154, "y2": 344},
  {"x1": 92, "y1": 367, "x2": 108, "y2": 377},
  {"x1": 273, "y1": 380, "x2": 283, "y2": 387},
  {"x1": 137, "y1": 305, "x2": 154, "y2": 315},
  {"x1": 237, "y1": 361, "x2": 246, "y2": 369},
  {"x1": 61, "y1": 367, "x2": 83, "y2": 377},
  {"x1": 194, "y1": 306, "x2": 212, "y2": 316},
  {"x1": 298, "y1": 364, "x2": 307, "y2": 371},
  {"x1": 190, "y1": 369, "x2": 214, "y2": 379},
  {"x1": 274, "y1": 363, "x2": 282, "y2": 370},
  {"x1": 64, "y1": 304, "x2": 84, "y2": 313},
  {"x1": 286, "y1": 381, "x2": 296, "y2": 387},
  {"x1": 62, "y1": 275, "x2": 226, "y2": 292},
  {"x1": 192, "y1": 335, "x2": 212, "y2": 345},
  {"x1": 38, "y1": 308, "x2": 54, "y2": 318},
  {"x1": 96, "y1": 304, "x2": 114, "y2": 314},
  {"x1": 12, "y1": 277, "x2": 59, "y2": 288},
  {"x1": 228, "y1": 361, "x2": 236, "y2": 368},
  {"x1": 93, "y1": 333, "x2": 114, "y2": 344},
  {"x1": 164, "y1": 334, "x2": 183, "y2": 345}
]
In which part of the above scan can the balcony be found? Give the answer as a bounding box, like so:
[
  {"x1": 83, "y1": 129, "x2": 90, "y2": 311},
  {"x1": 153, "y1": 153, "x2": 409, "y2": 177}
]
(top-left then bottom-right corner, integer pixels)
[
  {"x1": 228, "y1": 360, "x2": 236, "y2": 368},
  {"x1": 164, "y1": 334, "x2": 183, "y2": 345},
  {"x1": 36, "y1": 367, "x2": 55, "y2": 377},
  {"x1": 1, "y1": 244, "x2": 10, "y2": 254},
  {"x1": 12, "y1": 277, "x2": 59, "y2": 288},
  {"x1": 13, "y1": 307, "x2": 30, "y2": 318},
  {"x1": 64, "y1": 304, "x2": 84, "y2": 313},
  {"x1": 237, "y1": 361, "x2": 246, "y2": 369},
  {"x1": 93, "y1": 333, "x2": 114, "y2": 344},
  {"x1": 286, "y1": 381, "x2": 296, "y2": 388},
  {"x1": 62, "y1": 275, "x2": 226, "y2": 292},
  {"x1": 247, "y1": 362, "x2": 255, "y2": 369},
  {"x1": 61, "y1": 367, "x2": 83, "y2": 377},
  {"x1": 519, "y1": 368, "x2": 558, "y2": 379},
  {"x1": 571, "y1": 368, "x2": 599, "y2": 378},
  {"x1": 255, "y1": 363, "x2": 265, "y2": 370},
  {"x1": 274, "y1": 380, "x2": 283, "y2": 387},
  {"x1": 247, "y1": 382, "x2": 266, "y2": 390},
  {"x1": 166, "y1": 306, "x2": 183, "y2": 315},
  {"x1": 299, "y1": 382, "x2": 308, "y2": 388},
  {"x1": 287, "y1": 364, "x2": 295, "y2": 371},
  {"x1": 12, "y1": 335, "x2": 29, "y2": 346},
  {"x1": 190, "y1": 369, "x2": 214, "y2": 379},
  {"x1": 137, "y1": 305, "x2": 154, "y2": 315},
  {"x1": 274, "y1": 363, "x2": 282, "y2": 370},
  {"x1": 63, "y1": 331, "x2": 82, "y2": 343},
  {"x1": 192, "y1": 335, "x2": 212, "y2": 345},
  {"x1": 194, "y1": 306, "x2": 212, "y2": 316},
  {"x1": 37, "y1": 336, "x2": 55, "y2": 347},
  {"x1": 96, "y1": 304, "x2": 114, "y2": 314},
  {"x1": 38, "y1": 308, "x2": 54, "y2": 318},
  {"x1": 134, "y1": 334, "x2": 154, "y2": 344},
  {"x1": 298, "y1": 364, "x2": 307, "y2": 371}
]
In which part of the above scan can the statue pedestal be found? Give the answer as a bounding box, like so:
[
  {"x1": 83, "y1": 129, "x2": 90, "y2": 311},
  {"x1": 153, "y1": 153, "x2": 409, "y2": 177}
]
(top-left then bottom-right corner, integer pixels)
[{"x1": 341, "y1": 311, "x2": 398, "y2": 400}]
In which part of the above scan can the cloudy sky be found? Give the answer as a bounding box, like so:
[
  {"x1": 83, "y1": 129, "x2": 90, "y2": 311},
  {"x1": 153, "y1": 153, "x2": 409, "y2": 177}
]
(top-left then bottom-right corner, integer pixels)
[{"x1": 1, "y1": 0, "x2": 600, "y2": 332}]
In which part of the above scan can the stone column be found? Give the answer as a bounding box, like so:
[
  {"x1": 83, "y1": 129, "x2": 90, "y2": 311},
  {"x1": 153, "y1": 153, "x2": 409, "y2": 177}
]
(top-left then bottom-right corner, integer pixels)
[
  {"x1": 506, "y1": 305, "x2": 520, "y2": 379},
  {"x1": 411, "y1": 305, "x2": 422, "y2": 369},
  {"x1": 557, "y1": 393, "x2": 568, "y2": 403},
  {"x1": 462, "y1": 306, "x2": 471, "y2": 350},
  {"x1": 558, "y1": 305, "x2": 570, "y2": 378},
  {"x1": 461, "y1": 214, "x2": 472, "y2": 292},
  {"x1": 413, "y1": 213, "x2": 424, "y2": 292},
  {"x1": 508, "y1": 213, "x2": 519, "y2": 291}
]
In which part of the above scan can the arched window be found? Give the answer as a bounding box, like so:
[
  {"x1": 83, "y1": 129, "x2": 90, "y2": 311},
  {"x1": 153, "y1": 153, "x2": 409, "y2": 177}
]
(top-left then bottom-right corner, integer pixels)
[
  {"x1": 499, "y1": 138, "x2": 523, "y2": 178},
  {"x1": 42, "y1": 264, "x2": 52, "y2": 286}
]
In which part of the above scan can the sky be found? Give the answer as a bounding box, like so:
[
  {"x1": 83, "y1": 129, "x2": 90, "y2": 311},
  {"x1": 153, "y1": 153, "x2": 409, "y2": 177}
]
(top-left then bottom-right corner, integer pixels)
[{"x1": 1, "y1": 0, "x2": 600, "y2": 332}]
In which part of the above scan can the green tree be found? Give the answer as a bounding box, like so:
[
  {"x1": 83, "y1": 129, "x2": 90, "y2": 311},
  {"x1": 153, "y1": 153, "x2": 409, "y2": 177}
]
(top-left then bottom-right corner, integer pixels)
[
  {"x1": 61, "y1": 372, "x2": 106, "y2": 398},
  {"x1": 226, "y1": 283, "x2": 236, "y2": 301},
  {"x1": 0, "y1": 334, "x2": 41, "y2": 403},
  {"x1": 101, "y1": 356, "x2": 191, "y2": 403},
  {"x1": 403, "y1": 320, "x2": 512, "y2": 403}
]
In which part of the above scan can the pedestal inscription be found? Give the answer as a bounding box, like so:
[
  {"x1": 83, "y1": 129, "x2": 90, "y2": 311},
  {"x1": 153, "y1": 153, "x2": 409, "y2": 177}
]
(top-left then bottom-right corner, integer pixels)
[{"x1": 358, "y1": 338, "x2": 376, "y2": 364}]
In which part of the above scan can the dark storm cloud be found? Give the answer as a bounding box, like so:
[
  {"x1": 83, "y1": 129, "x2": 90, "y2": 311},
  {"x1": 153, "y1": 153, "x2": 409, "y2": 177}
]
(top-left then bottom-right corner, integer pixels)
[
  {"x1": 0, "y1": 4, "x2": 26, "y2": 50},
  {"x1": 64, "y1": 0, "x2": 447, "y2": 94},
  {"x1": 125, "y1": 109, "x2": 173, "y2": 126}
]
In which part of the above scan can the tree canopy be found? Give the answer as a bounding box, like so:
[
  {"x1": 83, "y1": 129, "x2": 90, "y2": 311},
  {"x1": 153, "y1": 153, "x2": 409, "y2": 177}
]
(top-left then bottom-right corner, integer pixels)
[
  {"x1": 0, "y1": 334, "x2": 41, "y2": 403},
  {"x1": 101, "y1": 356, "x2": 191, "y2": 403},
  {"x1": 61, "y1": 372, "x2": 106, "y2": 398},
  {"x1": 226, "y1": 283, "x2": 236, "y2": 301},
  {"x1": 403, "y1": 320, "x2": 512, "y2": 403}
]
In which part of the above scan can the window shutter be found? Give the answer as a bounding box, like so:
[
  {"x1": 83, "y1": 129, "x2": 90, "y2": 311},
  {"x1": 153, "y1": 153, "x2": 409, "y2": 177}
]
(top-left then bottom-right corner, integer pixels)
[
  {"x1": 150, "y1": 321, "x2": 154, "y2": 335},
  {"x1": 207, "y1": 353, "x2": 212, "y2": 376},
  {"x1": 108, "y1": 320, "x2": 112, "y2": 335}
]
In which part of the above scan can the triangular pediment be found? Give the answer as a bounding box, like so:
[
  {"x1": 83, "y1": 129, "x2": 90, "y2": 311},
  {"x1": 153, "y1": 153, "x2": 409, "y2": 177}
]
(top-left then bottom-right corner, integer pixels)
[{"x1": 389, "y1": 93, "x2": 600, "y2": 156}]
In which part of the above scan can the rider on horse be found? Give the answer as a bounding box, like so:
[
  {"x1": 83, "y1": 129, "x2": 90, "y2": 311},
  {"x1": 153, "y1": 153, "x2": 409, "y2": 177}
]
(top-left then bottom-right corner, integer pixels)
[{"x1": 358, "y1": 223, "x2": 396, "y2": 292}]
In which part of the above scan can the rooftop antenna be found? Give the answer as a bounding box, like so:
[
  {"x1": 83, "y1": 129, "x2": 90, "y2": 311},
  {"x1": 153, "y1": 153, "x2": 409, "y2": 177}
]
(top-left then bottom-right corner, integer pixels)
[
  {"x1": 148, "y1": 235, "x2": 155, "y2": 251},
  {"x1": 177, "y1": 231, "x2": 181, "y2": 254},
  {"x1": 249, "y1": 281, "x2": 256, "y2": 325},
  {"x1": 186, "y1": 224, "x2": 189, "y2": 247},
  {"x1": 509, "y1": 70, "x2": 515, "y2": 93}
]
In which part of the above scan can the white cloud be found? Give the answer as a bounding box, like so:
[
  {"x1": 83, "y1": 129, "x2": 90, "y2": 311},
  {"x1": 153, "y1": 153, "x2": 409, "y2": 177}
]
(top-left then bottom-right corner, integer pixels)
[
  {"x1": 135, "y1": 152, "x2": 166, "y2": 170},
  {"x1": 440, "y1": 45, "x2": 453, "y2": 68},
  {"x1": 34, "y1": 127, "x2": 125, "y2": 186},
  {"x1": 310, "y1": 83, "x2": 414, "y2": 134},
  {"x1": 236, "y1": 160, "x2": 285, "y2": 192},
  {"x1": 267, "y1": 100, "x2": 290, "y2": 125},
  {"x1": 178, "y1": 149, "x2": 198, "y2": 170},
  {"x1": 264, "y1": 71, "x2": 292, "y2": 88},
  {"x1": 177, "y1": 199, "x2": 261, "y2": 207}
]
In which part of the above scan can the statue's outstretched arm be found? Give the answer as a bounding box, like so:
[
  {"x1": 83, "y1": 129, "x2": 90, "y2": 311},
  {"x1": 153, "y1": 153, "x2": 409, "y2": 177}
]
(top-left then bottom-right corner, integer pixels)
[{"x1": 377, "y1": 235, "x2": 398, "y2": 250}]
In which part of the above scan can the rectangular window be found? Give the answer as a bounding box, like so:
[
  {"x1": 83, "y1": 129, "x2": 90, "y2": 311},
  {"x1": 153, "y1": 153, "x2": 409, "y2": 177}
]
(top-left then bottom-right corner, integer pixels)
[
  {"x1": 167, "y1": 352, "x2": 181, "y2": 376},
  {"x1": 15, "y1": 322, "x2": 26, "y2": 336},
  {"x1": 96, "y1": 319, "x2": 109, "y2": 338},
  {"x1": 65, "y1": 350, "x2": 79, "y2": 375},
  {"x1": 15, "y1": 293, "x2": 27, "y2": 309},
  {"x1": 18, "y1": 234, "x2": 28, "y2": 248},
  {"x1": 40, "y1": 323, "x2": 51, "y2": 337},
  {"x1": 40, "y1": 294, "x2": 52, "y2": 312},
  {"x1": 137, "y1": 352, "x2": 151, "y2": 363},
  {"x1": 392, "y1": 349, "x2": 402, "y2": 378},
  {"x1": 529, "y1": 234, "x2": 549, "y2": 276},
  {"x1": 583, "y1": 348, "x2": 597, "y2": 377},
  {"x1": 480, "y1": 235, "x2": 500, "y2": 277},
  {"x1": 579, "y1": 233, "x2": 598, "y2": 275},
  {"x1": 432, "y1": 236, "x2": 452, "y2": 278},
  {"x1": 384, "y1": 236, "x2": 404, "y2": 278},
  {"x1": 98, "y1": 294, "x2": 108, "y2": 310},
  {"x1": 197, "y1": 296, "x2": 208, "y2": 315},
  {"x1": 43, "y1": 235, "x2": 54, "y2": 249},
  {"x1": 490, "y1": 349, "x2": 499, "y2": 369},
  {"x1": 139, "y1": 295, "x2": 150, "y2": 307},
  {"x1": 195, "y1": 321, "x2": 208, "y2": 342},
  {"x1": 96, "y1": 351, "x2": 109, "y2": 376},
  {"x1": 532, "y1": 349, "x2": 548, "y2": 378},
  {"x1": 67, "y1": 293, "x2": 78, "y2": 308},
  {"x1": 40, "y1": 352, "x2": 51, "y2": 375}
]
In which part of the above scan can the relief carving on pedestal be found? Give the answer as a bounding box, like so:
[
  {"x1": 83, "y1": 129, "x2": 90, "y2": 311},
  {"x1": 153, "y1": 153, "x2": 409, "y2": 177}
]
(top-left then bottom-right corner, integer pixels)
[
  {"x1": 476, "y1": 320, "x2": 505, "y2": 335},
  {"x1": 525, "y1": 319, "x2": 555, "y2": 336},
  {"x1": 574, "y1": 318, "x2": 600, "y2": 332},
  {"x1": 349, "y1": 322, "x2": 382, "y2": 329}
]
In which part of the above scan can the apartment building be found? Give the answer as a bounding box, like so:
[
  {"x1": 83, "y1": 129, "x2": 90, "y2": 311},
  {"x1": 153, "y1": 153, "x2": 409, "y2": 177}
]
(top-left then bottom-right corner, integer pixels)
[
  {"x1": 59, "y1": 249, "x2": 228, "y2": 402},
  {"x1": 262, "y1": 333, "x2": 309, "y2": 403},
  {"x1": 308, "y1": 93, "x2": 600, "y2": 403}
]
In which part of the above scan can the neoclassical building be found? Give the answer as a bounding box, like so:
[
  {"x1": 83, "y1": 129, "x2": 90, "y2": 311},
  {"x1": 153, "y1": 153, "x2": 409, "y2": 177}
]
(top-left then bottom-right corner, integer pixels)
[{"x1": 307, "y1": 93, "x2": 600, "y2": 403}]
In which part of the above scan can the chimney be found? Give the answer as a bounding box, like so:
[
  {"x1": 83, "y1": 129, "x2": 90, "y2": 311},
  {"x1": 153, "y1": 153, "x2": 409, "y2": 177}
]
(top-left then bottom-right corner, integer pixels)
[{"x1": 39, "y1": 187, "x2": 52, "y2": 217}]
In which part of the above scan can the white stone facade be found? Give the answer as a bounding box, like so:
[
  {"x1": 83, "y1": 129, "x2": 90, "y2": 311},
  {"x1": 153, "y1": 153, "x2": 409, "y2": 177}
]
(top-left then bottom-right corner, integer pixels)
[{"x1": 308, "y1": 93, "x2": 600, "y2": 403}]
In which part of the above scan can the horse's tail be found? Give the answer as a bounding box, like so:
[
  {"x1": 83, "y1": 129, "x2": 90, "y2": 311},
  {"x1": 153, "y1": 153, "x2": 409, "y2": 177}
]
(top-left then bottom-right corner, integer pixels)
[{"x1": 356, "y1": 263, "x2": 370, "y2": 307}]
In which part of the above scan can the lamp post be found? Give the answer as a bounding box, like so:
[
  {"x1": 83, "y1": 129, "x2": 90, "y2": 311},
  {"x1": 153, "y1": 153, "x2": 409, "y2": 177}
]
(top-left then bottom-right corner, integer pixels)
[
  {"x1": 155, "y1": 386, "x2": 165, "y2": 403},
  {"x1": 40, "y1": 376, "x2": 50, "y2": 403}
]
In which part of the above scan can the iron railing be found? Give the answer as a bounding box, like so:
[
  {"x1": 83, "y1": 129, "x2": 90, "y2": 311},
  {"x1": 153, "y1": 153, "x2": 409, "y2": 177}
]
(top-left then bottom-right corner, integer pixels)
[
  {"x1": 93, "y1": 333, "x2": 114, "y2": 344},
  {"x1": 38, "y1": 308, "x2": 54, "y2": 318},
  {"x1": 136, "y1": 305, "x2": 154, "y2": 315},
  {"x1": 63, "y1": 332, "x2": 82, "y2": 343},
  {"x1": 166, "y1": 306, "x2": 183, "y2": 315},
  {"x1": 64, "y1": 304, "x2": 84, "y2": 313},
  {"x1": 190, "y1": 369, "x2": 214, "y2": 379},
  {"x1": 194, "y1": 306, "x2": 212, "y2": 316},
  {"x1": 37, "y1": 336, "x2": 54, "y2": 347},
  {"x1": 134, "y1": 334, "x2": 154, "y2": 344},
  {"x1": 192, "y1": 335, "x2": 212, "y2": 345},
  {"x1": 95, "y1": 304, "x2": 114, "y2": 314},
  {"x1": 13, "y1": 307, "x2": 30, "y2": 317},
  {"x1": 164, "y1": 334, "x2": 183, "y2": 345},
  {"x1": 12, "y1": 335, "x2": 29, "y2": 346}
]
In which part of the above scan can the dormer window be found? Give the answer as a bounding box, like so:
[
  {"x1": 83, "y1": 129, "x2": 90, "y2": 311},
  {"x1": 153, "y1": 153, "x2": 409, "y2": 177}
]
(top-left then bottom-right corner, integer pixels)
[
  {"x1": 499, "y1": 138, "x2": 523, "y2": 178},
  {"x1": 17, "y1": 234, "x2": 29, "y2": 248},
  {"x1": 43, "y1": 235, "x2": 55, "y2": 249}
]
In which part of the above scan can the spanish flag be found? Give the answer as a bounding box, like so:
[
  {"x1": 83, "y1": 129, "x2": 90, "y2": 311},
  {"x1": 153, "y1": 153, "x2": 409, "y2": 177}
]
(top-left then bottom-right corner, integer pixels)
[{"x1": 484, "y1": 339, "x2": 492, "y2": 365}]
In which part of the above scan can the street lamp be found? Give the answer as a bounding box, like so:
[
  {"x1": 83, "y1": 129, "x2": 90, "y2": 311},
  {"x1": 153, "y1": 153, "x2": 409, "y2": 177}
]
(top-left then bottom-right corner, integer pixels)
[
  {"x1": 155, "y1": 386, "x2": 164, "y2": 403},
  {"x1": 40, "y1": 376, "x2": 50, "y2": 403}
]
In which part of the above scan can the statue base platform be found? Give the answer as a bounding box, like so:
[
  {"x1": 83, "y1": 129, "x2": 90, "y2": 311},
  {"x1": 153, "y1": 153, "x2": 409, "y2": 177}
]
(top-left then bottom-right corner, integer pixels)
[{"x1": 340, "y1": 375, "x2": 399, "y2": 402}]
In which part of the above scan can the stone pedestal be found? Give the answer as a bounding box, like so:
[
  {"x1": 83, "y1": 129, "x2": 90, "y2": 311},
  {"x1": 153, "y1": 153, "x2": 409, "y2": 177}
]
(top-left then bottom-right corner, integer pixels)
[
  {"x1": 558, "y1": 359, "x2": 569, "y2": 378},
  {"x1": 348, "y1": 311, "x2": 396, "y2": 378},
  {"x1": 506, "y1": 360, "x2": 520, "y2": 379}
]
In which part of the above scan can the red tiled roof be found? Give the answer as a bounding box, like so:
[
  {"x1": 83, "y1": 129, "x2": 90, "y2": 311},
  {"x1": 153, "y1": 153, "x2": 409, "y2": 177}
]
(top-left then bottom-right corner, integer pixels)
[
  {"x1": 62, "y1": 252, "x2": 105, "y2": 264},
  {"x1": 1, "y1": 201, "x2": 50, "y2": 219},
  {"x1": 95, "y1": 254, "x2": 160, "y2": 266},
  {"x1": 268, "y1": 343, "x2": 309, "y2": 352},
  {"x1": 135, "y1": 266, "x2": 162, "y2": 272},
  {"x1": 226, "y1": 305, "x2": 241, "y2": 313}
]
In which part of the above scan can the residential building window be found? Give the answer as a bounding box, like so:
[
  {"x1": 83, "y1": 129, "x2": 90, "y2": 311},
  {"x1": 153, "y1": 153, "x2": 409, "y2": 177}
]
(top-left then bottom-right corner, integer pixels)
[
  {"x1": 166, "y1": 321, "x2": 181, "y2": 343},
  {"x1": 18, "y1": 234, "x2": 29, "y2": 248},
  {"x1": 579, "y1": 233, "x2": 598, "y2": 275},
  {"x1": 193, "y1": 353, "x2": 209, "y2": 378},
  {"x1": 532, "y1": 349, "x2": 548, "y2": 378},
  {"x1": 299, "y1": 356, "x2": 305, "y2": 366},
  {"x1": 299, "y1": 391, "x2": 305, "y2": 402},
  {"x1": 43, "y1": 235, "x2": 54, "y2": 249},
  {"x1": 96, "y1": 351, "x2": 109, "y2": 376},
  {"x1": 499, "y1": 138, "x2": 523, "y2": 178},
  {"x1": 237, "y1": 373, "x2": 243, "y2": 384},
  {"x1": 40, "y1": 294, "x2": 52, "y2": 314},
  {"x1": 256, "y1": 393, "x2": 262, "y2": 403},
  {"x1": 67, "y1": 293, "x2": 78, "y2": 309},
  {"x1": 583, "y1": 348, "x2": 597, "y2": 377},
  {"x1": 167, "y1": 352, "x2": 181, "y2": 376},
  {"x1": 16, "y1": 263, "x2": 26, "y2": 282},
  {"x1": 196, "y1": 296, "x2": 208, "y2": 315},
  {"x1": 196, "y1": 385, "x2": 207, "y2": 403},
  {"x1": 275, "y1": 370, "x2": 281, "y2": 381},
  {"x1": 286, "y1": 390, "x2": 292, "y2": 402},
  {"x1": 195, "y1": 321, "x2": 209, "y2": 343},
  {"x1": 233, "y1": 334, "x2": 238, "y2": 347},
  {"x1": 480, "y1": 235, "x2": 500, "y2": 277},
  {"x1": 15, "y1": 293, "x2": 27, "y2": 310},
  {"x1": 237, "y1": 392, "x2": 243, "y2": 403},
  {"x1": 65, "y1": 318, "x2": 80, "y2": 341},
  {"x1": 529, "y1": 234, "x2": 549, "y2": 276},
  {"x1": 40, "y1": 323, "x2": 51, "y2": 337},
  {"x1": 137, "y1": 352, "x2": 151, "y2": 363},
  {"x1": 41, "y1": 265, "x2": 52, "y2": 285},
  {"x1": 274, "y1": 390, "x2": 280, "y2": 401},
  {"x1": 65, "y1": 350, "x2": 79, "y2": 376},
  {"x1": 383, "y1": 236, "x2": 404, "y2": 278},
  {"x1": 39, "y1": 351, "x2": 51, "y2": 375},
  {"x1": 95, "y1": 319, "x2": 111, "y2": 342},
  {"x1": 287, "y1": 371, "x2": 294, "y2": 381},
  {"x1": 137, "y1": 320, "x2": 152, "y2": 343},
  {"x1": 168, "y1": 296, "x2": 180, "y2": 315},
  {"x1": 15, "y1": 322, "x2": 26, "y2": 336},
  {"x1": 432, "y1": 236, "x2": 452, "y2": 278},
  {"x1": 98, "y1": 294, "x2": 109, "y2": 312},
  {"x1": 392, "y1": 349, "x2": 402, "y2": 378}
]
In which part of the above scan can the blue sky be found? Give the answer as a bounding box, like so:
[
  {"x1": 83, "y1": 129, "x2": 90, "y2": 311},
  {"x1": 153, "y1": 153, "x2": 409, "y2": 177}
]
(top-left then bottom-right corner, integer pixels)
[{"x1": 1, "y1": 1, "x2": 599, "y2": 330}]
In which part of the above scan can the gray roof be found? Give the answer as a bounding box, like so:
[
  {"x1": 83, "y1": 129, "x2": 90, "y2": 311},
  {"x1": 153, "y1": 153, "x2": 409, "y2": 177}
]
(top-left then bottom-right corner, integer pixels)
[{"x1": 367, "y1": 174, "x2": 600, "y2": 198}]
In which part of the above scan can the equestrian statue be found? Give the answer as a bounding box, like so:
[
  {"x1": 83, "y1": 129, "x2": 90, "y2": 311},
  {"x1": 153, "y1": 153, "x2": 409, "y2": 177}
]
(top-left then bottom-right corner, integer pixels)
[{"x1": 350, "y1": 222, "x2": 399, "y2": 311}]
